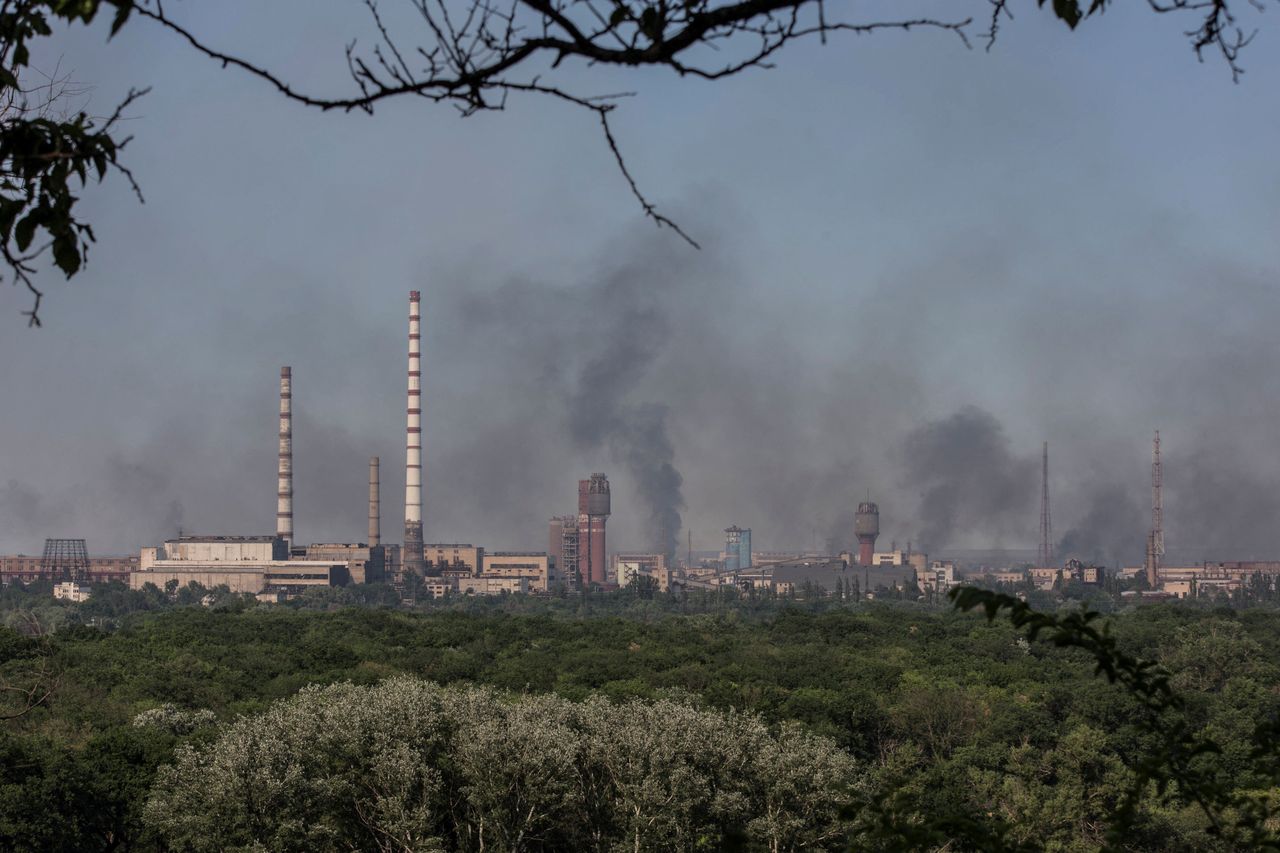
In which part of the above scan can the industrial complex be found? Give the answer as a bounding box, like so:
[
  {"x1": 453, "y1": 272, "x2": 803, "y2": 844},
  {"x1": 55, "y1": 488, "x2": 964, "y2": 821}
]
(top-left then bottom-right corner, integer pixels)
[{"x1": 5, "y1": 292, "x2": 1280, "y2": 605}]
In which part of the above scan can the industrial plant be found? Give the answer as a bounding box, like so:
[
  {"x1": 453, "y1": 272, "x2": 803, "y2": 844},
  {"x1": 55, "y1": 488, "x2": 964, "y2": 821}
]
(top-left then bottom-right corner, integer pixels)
[{"x1": 6, "y1": 292, "x2": 1280, "y2": 606}]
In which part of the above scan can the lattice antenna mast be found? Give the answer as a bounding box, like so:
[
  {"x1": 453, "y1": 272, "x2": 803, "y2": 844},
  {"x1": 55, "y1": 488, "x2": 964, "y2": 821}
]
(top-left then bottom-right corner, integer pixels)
[
  {"x1": 1152, "y1": 430, "x2": 1164, "y2": 560},
  {"x1": 1039, "y1": 441, "x2": 1053, "y2": 568}
]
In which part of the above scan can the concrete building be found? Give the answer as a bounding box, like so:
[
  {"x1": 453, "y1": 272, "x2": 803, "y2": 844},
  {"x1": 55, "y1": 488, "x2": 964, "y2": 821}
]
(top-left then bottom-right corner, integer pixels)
[
  {"x1": 767, "y1": 558, "x2": 914, "y2": 598},
  {"x1": 303, "y1": 543, "x2": 387, "y2": 585},
  {"x1": 457, "y1": 576, "x2": 530, "y2": 595},
  {"x1": 423, "y1": 579, "x2": 452, "y2": 599},
  {"x1": 613, "y1": 553, "x2": 682, "y2": 591},
  {"x1": 53, "y1": 581, "x2": 92, "y2": 602},
  {"x1": 130, "y1": 560, "x2": 342, "y2": 595},
  {"x1": 141, "y1": 536, "x2": 288, "y2": 567},
  {"x1": 133, "y1": 535, "x2": 342, "y2": 596},
  {"x1": 424, "y1": 544, "x2": 484, "y2": 576},
  {"x1": 0, "y1": 554, "x2": 137, "y2": 585},
  {"x1": 481, "y1": 551, "x2": 552, "y2": 592},
  {"x1": 722, "y1": 526, "x2": 751, "y2": 572},
  {"x1": 917, "y1": 560, "x2": 957, "y2": 594},
  {"x1": 1029, "y1": 567, "x2": 1061, "y2": 590}
]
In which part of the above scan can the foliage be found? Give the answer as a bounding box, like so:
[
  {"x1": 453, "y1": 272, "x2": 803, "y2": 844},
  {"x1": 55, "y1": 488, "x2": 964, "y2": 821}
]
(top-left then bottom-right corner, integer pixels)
[
  {"x1": 948, "y1": 587, "x2": 1280, "y2": 850},
  {"x1": 145, "y1": 677, "x2": 860, "y2": 852},
  {"x1": 2, "y1": 594, "x2": 1280, "y2": 849},
  {"x1": 0, "y1": 0, "x2": 143, "y2": 325}
]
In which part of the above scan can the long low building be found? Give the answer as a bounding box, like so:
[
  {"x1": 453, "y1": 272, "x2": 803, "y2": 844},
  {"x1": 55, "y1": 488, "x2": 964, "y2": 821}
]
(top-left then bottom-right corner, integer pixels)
[
  {"x1": 130, "y1": 560, "x2": 342, "y2": 594},
  {"x1": 132, "y1": 535, "x2": 343, "y2": 595},
  {"x1": 1, "y1": 554, "x2": 139, "y2": 585}
]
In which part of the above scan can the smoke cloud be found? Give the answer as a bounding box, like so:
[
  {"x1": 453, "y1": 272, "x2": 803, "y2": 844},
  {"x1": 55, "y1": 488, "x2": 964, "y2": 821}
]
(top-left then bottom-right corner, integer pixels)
[
  {"x1": 5, "y1": 222, "x2": 1280, "y2": 566},
  {"x1": 901, "y1": 406, "x2": 1037, "y2": 553},
  {"x1": 1057, "y1": 483, "x2": 1144, "y2": 567}
]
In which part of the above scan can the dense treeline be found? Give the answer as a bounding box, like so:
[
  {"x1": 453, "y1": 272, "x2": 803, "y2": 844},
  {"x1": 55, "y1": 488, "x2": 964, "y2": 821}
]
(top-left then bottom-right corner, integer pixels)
[{"x1": 2, "y1": 593, "x2": 1279, "y2": 850}]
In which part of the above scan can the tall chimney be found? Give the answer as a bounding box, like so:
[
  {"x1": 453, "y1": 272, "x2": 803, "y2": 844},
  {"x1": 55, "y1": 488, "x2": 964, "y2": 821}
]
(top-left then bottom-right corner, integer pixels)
[
  {"x1": 368, "y1": 456, "x2": 380, "y2": 547},
  {"x1": 277, "y1": 366, "x2": 293, "y2": 549},
  {"x1": 403, "y1": 291, "x2": 426, "y2": 577}
]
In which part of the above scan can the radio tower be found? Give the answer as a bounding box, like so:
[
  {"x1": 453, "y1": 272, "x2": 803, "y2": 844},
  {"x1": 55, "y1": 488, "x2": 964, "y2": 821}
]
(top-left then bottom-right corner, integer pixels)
[
  {"x1": 1146, "y1": 430, "x2": 1164, "y2": 588},
  {"x1": 1039, "y1": 441, "x2": 1053, "y2": 568}
]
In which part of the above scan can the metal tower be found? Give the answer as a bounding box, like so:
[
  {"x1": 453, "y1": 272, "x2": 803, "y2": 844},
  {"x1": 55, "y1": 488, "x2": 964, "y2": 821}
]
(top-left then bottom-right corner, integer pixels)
[
  {"x1": 41, "y1": 538, "x2": 89, "y2": 582},
  {"x1": 1039, "y1": 442, "x2": 1053, "y2": 568}
]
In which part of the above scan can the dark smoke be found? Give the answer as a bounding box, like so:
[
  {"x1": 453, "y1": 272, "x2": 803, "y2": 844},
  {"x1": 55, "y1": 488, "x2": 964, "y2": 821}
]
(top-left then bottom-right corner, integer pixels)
[
  {"x1": 458, "y1": 239, "x2": 688, "y2": 559},
  {"x1": 1056, "y1": 483, "x2": 1143, "y2": 567},
  {"x1": 902, "y1": 406, "x2": 1037, "y2": 552}
]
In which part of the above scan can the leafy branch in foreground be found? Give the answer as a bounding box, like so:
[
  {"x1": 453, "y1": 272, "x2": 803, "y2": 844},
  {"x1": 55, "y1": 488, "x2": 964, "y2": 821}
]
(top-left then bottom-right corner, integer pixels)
[
  {"x1": 944, "y1": 587, "x2": 1280, "y2": 850},
  {"x1": 0, "y1": 0, "x2": 143, "y2": 326}
]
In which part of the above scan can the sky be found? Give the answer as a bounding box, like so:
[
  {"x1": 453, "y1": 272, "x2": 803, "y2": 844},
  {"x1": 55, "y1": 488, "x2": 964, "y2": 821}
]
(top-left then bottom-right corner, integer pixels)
[{"x1": 2, "y1": 0, "x2": 1278, "y2": 566}]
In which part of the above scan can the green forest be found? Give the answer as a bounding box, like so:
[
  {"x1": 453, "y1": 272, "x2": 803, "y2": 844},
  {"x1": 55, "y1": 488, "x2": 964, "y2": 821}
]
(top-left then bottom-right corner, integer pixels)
[{"x1": 2, "y1": 583, "x2": 1279, "y2": 850}]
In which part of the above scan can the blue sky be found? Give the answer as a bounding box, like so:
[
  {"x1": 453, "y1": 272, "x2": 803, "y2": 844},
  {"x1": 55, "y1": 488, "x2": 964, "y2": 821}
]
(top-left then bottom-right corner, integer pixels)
[{"x1": 2, "y1": 1, "x2": 1278, "y2": 563}]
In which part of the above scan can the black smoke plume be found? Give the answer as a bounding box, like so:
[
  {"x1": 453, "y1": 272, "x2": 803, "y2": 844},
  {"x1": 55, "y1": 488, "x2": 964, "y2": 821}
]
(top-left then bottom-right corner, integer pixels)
[{"x1": 902, "y1": 406, "x2": 1037, "y2": 552}]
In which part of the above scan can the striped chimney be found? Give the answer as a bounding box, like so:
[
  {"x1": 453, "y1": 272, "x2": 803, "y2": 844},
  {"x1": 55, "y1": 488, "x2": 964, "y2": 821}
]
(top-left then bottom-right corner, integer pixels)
[
  {"x1": 277, "y1": 366, "x2": 293, "y2": 548},
  {"x1": 368, "y1": 456, "x2": 380, "y2": 547},
  {"x1": 403, "y1": 291, "x2": 426, "y2": 576}
]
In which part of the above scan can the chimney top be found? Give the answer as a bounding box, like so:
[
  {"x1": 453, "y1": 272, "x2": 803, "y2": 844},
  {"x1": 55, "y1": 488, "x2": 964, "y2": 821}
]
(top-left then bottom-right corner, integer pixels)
[
  {"x1": 410, "y1": 290, "x2": 421, "y2": 302},
  {"x1": 281, "y1": 366, "x2": 291, "y2": 377}
]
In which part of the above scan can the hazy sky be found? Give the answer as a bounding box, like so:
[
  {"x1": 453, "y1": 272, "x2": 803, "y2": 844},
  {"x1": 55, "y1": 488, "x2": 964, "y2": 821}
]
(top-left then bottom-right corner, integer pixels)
[{"x1": 2, "y1": 1, "x2": 1278, "y2": 565}]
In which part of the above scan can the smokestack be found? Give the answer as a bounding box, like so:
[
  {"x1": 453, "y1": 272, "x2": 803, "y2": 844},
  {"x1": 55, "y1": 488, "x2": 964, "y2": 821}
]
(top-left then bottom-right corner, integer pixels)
[
  {"x1": 854, "y1": 501, "x2": 879, "y2": 566},
  {"x1": 277, "y1": 366, "x2": 293, "y2": 549},
  {"x1": 403, "y1": 291, "x2": 425, "y2": 577},
  {"x1": 368, "y1": 456, "x2": 380, "y2": 547}
]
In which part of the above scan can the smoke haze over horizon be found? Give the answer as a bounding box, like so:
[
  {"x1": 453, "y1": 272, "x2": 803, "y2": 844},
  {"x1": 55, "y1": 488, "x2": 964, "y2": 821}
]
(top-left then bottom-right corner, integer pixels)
[{"x1": 2, "y1": 3, "x2": 1279, "y2": 565}]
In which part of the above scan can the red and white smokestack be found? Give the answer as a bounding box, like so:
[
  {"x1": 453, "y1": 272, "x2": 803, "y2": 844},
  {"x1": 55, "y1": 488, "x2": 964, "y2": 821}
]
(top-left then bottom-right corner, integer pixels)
[
  {"x1": 368, "y1": 456, "x2": 380, "y2": 547},
  {"x1": 403, "y1": 291, "x2": 426, "y2": 576},
  {"x1": 277, "y1": 366, "x2": 293, "y2": 549}
]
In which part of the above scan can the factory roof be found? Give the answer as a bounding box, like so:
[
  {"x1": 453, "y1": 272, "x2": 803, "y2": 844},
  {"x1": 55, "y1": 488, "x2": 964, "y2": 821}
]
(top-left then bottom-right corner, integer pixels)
[
  {"x1": 767, "y1": 559, "x2": 915, "y2": 592},
  {"x1": 170, "y1": 535, "x2": 278, "y2": 543}
]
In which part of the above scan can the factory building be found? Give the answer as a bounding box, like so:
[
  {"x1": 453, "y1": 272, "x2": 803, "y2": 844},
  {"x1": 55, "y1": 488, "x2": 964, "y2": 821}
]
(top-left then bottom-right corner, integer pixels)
[
  {"x1": 132, "y1": 535, "x2": 344, "y2": 595},
  {"x1": 424, "y1": 544, "x2": 484, "y2": 576},
  {"x1": 916, "y1": 560, "x2": 958, "y2": 595},
  {"x1": 577, "y1": 474, "x2": 611, "y2": 587},
  {"x1": 457, "y1": 576, "x2": 530, "y2": 595},
  {"x1": 722, "y1": 526, "x2": 751, "y2": 572},
  {"x1": 0, "y1": 553, "x2": 137, "y2": 585},
  {"x1": 302, "y1": 543, "x2": 387, "y2": 585},
  {"x1": 613, "y1": 552, "x2": 682, "y2": 591},
  {"x1": 481, "y1": 552, "x2": 552, "y2": 592},
  {"x1": 748, "y1": 558, "x2": 914, "y2": 598}
]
